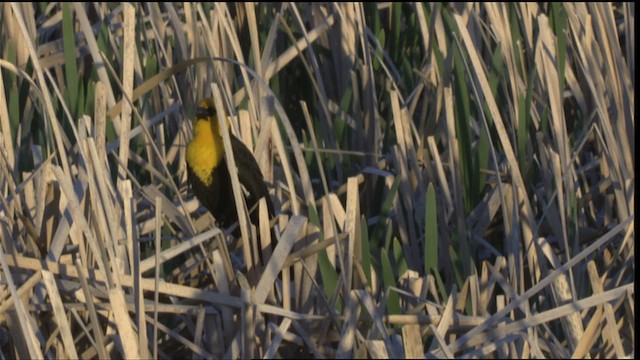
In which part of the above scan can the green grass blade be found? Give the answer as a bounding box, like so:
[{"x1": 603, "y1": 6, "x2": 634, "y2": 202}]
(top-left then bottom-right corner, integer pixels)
[
  {"x1": 63, "y1": 3, "x2": 79, "y2": 117},
  {"x1": 424, "y1": 183, "x2": 438, "y2": 275},
  {"x1": 381, "y1": 248, "x2": 400, "y2": 317},
  {"x1": 372, "y1": 176, "x2": 401, "y2": 249},
  {"x1": 318, "y1": 249, "x2": 340, "y2": 312},
  {"x1": 392, "y1": 237, "x2": 407, "y2": 278},
  {"x1": 360, "y1": 215, "x2": 372, "y2": 287}
]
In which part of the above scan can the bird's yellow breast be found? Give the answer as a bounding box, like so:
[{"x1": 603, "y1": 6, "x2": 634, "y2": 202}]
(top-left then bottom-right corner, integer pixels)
[{"x1": 186, "y1": 118, "x2": 225, "y2": 186}]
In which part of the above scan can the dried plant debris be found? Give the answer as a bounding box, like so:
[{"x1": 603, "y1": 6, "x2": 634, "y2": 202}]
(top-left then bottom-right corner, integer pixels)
[{"x1": 0, "y1": 3, "x2": 634, "y2": 358}]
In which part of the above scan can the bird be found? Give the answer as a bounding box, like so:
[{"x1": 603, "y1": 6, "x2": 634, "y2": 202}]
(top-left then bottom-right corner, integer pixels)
[{"x1": 186, "y1": 97, "x2": 276, "y2": 268}]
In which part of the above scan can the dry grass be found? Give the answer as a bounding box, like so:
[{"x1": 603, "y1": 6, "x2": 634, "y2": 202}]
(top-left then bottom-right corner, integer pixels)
[{"x1": 0, "y1": 3, "x2": 634, "y2": 358}]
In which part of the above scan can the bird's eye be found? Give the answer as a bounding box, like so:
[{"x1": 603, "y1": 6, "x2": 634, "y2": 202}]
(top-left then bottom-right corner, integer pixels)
[{"x1": 196, "y1": 106, "x2": 215, "y2": 119}]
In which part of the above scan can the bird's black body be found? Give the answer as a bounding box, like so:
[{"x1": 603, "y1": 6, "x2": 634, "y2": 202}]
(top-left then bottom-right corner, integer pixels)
[
  {"x1": 187, "y1": 135, "x2": 274, "y2": 231},
  {"x1": 186, "y1": 98, "x2": 276, "y2": 267}
]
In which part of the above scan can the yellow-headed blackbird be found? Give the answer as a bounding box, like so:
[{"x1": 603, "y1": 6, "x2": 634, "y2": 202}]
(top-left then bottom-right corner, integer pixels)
[{"x1": 186, "y1": 98, "x2": 275, "y2": 266}]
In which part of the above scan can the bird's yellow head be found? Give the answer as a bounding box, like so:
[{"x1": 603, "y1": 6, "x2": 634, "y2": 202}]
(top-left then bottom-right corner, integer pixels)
[
  {"x1": 193, "y1": 97, "x2": 233, "y2": 136},
  {"x1": 186, "y1": 98, "x2": 226, "y2": 184},
  {"x1": 194, "y1": 97, "x2": 219, "y2": 135}
]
